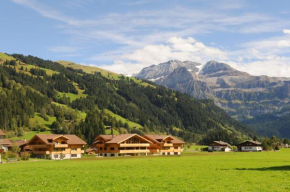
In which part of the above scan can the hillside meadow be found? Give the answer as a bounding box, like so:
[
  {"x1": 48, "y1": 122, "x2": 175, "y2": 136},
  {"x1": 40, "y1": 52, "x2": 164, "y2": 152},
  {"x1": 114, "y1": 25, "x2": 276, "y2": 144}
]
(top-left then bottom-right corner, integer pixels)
[{"x1": 1, "y1": 149, "x2": 290, "y2": 192}]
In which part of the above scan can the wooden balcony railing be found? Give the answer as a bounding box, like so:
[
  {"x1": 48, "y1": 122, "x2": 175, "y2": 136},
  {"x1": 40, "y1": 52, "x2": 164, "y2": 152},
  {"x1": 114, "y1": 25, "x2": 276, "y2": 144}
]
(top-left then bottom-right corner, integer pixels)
[
  {"x1": 54, "y1": 144, "x2": 68, "y2": 148},
  {"x1": 119, "y1": 149, "x2": 149, "y2": 154},
  {"x1": 32, "y1": 151, "x2": 50, "y2": 155},
  {"x1": 119, "y1": 143, "x2": 150, "y2": 147}
]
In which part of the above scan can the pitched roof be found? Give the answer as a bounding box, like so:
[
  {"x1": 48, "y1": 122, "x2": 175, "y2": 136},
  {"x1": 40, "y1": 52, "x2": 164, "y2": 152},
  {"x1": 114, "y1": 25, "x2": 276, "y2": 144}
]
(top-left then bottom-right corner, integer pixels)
[
  {"x1": 144, "y1": 135, "x2": 185, "y2": 144},
  {"x1": 16, "y1": 140, "x2": 28, "y2": 147},
  {"x1": 0, "y1": 129, "x2": 6, "y2": 136},
  {"x1": 97, "y1": 134, "x2": 152, "y2": 144},
  {"x1": 28, "y1": 134, "x2": 87, "y2": 145},
  {"x1": 238, "y1": 140, "x2": 261, "y2": 146},
  {"x1": 0, "y1": 139, "x2": 13, "y2": 146},
  {"x1": 210, "y1": 141, "x2": 231, "y2": 146}
]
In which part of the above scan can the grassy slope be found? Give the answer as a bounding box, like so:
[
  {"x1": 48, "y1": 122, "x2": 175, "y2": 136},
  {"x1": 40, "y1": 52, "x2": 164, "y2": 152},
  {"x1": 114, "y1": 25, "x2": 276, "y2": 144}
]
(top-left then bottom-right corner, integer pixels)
[
  {"x1": 57, "y1": 60, "x2": 120, "y2": 79},
  {"x1": 57, "y1": 60, "x2": 155, "y2": 87},
  {"x1": 104, "y1": 109, "x2": 143, "y2": 129},
  {"x1": 1, "y1": 149, "x2": 290, "y2": 191},
  {"x1": 0, "y1": 52, "x2": 15, "y2": 61}
]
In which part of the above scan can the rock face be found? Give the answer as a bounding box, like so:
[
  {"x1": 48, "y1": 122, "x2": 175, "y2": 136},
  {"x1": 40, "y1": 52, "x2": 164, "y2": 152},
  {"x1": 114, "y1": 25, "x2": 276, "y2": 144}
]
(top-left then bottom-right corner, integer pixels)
[
  {"x1": 135, "y1": 60, "x2": 200, "y2": 81},
  {"x1": 134, "y1": 60, "x2": 290, "y2": 123}
]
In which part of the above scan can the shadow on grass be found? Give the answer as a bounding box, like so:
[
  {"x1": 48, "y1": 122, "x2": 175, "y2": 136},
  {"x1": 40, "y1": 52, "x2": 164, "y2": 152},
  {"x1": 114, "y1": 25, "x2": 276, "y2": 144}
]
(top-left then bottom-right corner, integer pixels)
[{"x1": 235, "y1": 165, "x2": 290, "y2": 171}]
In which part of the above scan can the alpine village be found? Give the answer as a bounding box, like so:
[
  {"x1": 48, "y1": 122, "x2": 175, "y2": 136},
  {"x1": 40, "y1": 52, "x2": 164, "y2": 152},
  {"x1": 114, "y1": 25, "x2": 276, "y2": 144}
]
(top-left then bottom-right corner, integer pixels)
[{"x1": 2, "y1": 1, "x2": 290, "y2": 192}]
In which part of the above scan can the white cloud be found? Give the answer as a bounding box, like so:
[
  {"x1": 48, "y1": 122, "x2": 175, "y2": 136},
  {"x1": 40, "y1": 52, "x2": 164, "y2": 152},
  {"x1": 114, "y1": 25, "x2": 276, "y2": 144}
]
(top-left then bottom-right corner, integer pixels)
[
  {"x1": 96, "y1": 35, "x2": 290, "y2": 77},
  {"x1": 48, "y1": 46, "x2": 78, "y2": 53},
  {"x1": 283, "y1": 29, "x2": 290, "y2": 34},
  {"x1": 96, "y1": 37, "x2": 228, "y2": 75},
  {"x1": 96, "y1": 61, "x2": 146, "y2": 75}
]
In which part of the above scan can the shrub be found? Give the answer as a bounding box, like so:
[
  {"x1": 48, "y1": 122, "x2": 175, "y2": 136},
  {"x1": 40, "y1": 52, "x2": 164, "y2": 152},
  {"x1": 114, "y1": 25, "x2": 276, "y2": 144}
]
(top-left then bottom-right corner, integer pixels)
[
  {"x1": 201, "y1": 147, "x2": 208, "y2": 151},
  {"x1": 21, "y1": 152, "x2": 30, "y2": 161}
]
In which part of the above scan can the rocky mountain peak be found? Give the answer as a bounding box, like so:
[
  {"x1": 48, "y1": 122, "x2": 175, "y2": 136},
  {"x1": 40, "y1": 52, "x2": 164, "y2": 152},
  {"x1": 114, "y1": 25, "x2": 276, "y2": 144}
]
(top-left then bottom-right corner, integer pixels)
[
  {"x1": 199, "y1": 61, "x2": 249, "y2": 77},
  {"x1": 134, "y1": 60, "x2": 201, "y2": 81}
]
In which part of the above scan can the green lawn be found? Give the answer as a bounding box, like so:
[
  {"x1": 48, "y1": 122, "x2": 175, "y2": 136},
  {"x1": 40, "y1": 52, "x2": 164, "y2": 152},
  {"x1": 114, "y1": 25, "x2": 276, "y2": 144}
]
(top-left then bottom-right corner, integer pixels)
[
  {"x1": 9, "y1": 130, "x2": 52, "y2": 141},
  {"x1": 1, "y1": 150, "x2": 290, "y2": 191},
  {"x1": 57, "y1": 91, "x2": 87, "y2": 101}
]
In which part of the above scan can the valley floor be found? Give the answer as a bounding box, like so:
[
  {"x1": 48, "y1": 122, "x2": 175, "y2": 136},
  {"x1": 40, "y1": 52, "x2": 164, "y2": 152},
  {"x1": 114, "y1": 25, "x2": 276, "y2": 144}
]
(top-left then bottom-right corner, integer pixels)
[{"x1": 1, "y1": 149, "x2": 290, "y2": 191}]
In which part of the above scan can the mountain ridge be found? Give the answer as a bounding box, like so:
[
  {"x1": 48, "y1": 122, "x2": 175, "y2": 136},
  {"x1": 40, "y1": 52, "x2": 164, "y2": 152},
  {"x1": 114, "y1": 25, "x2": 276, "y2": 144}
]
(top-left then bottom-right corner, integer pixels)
[{"x1": 134, "y1": 60, "x2": 290, "y2": 138}]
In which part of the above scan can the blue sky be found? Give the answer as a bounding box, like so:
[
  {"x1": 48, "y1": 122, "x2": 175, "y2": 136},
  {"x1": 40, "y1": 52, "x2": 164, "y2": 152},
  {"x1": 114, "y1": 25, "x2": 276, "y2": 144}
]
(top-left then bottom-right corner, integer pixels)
[{"x1": 1, "y1": 0, "x2": 290, "y2": 76}]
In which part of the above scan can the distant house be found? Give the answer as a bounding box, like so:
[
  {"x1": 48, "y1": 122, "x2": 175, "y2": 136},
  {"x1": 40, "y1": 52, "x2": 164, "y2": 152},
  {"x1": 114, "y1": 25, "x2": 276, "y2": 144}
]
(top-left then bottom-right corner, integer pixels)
[
  {"x1": 208, "y1": 141, "x2": 231, "y2": 152},
  {"x1": 93, "y1": 134, "x2": 152, "y2": 157},
  {"x1": 237, "y1": 141, "x2": 262, "y2": 152},
  {"x1": 27, "y1": 134, "x2": 87, "y2": 159},
  {"x1": 16, "y1": 140, "x2": 30, "y2": 153},
  {"x1": 0, "y1": 129, "x2": 6, "y2": 139},
  {"x1": 143, "y1": 135, "x2": 185, "y2": 155},
  {"x1": 85, "y1": 148, "x2": 95, "y2": 155},
  {"x1": 0, "y1": 129, "x2": 12, "y2": 152}
]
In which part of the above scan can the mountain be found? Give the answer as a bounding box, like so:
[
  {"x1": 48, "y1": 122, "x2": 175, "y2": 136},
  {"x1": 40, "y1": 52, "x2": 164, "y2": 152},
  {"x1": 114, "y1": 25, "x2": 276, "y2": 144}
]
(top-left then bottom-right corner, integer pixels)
[
  {"x1": 134, "y1": 60, "x2": 290, "y2": 138},
  {"x1": 0, "y1": 53, "x2": 254, "y2": 144}
]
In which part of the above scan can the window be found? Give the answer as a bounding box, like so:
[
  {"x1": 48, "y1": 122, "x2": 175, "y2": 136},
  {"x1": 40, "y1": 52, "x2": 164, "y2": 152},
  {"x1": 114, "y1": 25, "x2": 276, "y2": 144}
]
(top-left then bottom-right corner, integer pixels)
[
  {"x1": 71, "y1": 148, "x2": 77, "y2": 151},
  {"x1": 61, "y1": 141, "x2": 66, "y2": 144},
  {"x1": 111, "y1": 154, "x2": 115, "y2": 157},
  {"x1": 61, "y1": 148, "x2": 65, "y2": 151},
  {"x1": 71, "y1": 154, "x2": 77, "y2": 158},
  {"x1": 174, "y1": 147, "x2": 178, "y2": 149},
  {"x1": 54, "y1": 148, "x2": 58, "y2": 151},
  {"x1": 110, "y1": 147, "x2": 114, "y2": 151},
  {"x1": 100, "y1": 147, "x2": 102, "y2": 150},
  {"x1": 54, "y1": 155, "x2": 58, "y2": 158},
  {"x1": 104, "y1": 147, "x2": 107, "y2": 150}
]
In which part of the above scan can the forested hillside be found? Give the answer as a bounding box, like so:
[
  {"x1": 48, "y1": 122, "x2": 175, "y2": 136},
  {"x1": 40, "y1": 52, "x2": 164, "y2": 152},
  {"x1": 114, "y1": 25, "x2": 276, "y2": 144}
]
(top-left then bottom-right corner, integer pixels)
[{"x1": 0, "y1": 53, "x2": 254, "y2": 144}]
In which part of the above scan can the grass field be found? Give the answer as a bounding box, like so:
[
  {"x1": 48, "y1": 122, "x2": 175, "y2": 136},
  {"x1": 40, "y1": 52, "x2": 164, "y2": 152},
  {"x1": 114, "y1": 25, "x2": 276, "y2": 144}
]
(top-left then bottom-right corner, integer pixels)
[{"x1": 1, "y1": 149, "x2": 290, "y2": 191}]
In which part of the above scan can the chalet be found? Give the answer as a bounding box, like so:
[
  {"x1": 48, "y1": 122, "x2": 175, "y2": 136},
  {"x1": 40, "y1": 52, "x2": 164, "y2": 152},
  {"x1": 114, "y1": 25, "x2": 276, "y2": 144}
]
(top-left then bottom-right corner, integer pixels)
[
  {"x1": 93, "y1": 134, "x2": 152, "y2": 157},
  {"x1": 27, "y1": 134, "x2": 87, "y2": 159},
  {"x1": 0, "y1": 129, "x2": 12, "y2": 152},
  {"x1": 143, "y1": 135, "x2": 185, "y2": 155},
  {"x1": 237, "y1": 141, "x2": 262, "y2": 152},
  {"x1": 208, "y1": 141, "x2": 231, "y2": 152}
]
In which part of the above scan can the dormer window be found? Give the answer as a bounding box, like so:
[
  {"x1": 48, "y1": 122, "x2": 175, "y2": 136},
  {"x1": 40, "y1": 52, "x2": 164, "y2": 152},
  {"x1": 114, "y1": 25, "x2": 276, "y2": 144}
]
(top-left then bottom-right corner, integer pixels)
[{"x1": 48, "y1": 139, "x2": 52, "y2": 143}]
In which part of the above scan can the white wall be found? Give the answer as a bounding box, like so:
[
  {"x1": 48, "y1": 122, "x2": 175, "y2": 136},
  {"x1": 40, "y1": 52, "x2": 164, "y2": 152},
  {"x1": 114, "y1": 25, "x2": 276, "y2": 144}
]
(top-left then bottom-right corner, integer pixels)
[
  {"x1": 209, "y1": 146, "x2": 231, "y2": 152},
  {"x1": 241, "y1": 146, "x2": 262, "y2": 151}
]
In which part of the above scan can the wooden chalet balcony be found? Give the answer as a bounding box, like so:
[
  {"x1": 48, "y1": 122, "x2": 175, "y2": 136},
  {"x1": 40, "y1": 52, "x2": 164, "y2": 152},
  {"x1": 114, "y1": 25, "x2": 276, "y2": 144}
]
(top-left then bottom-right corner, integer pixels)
[
  {"x1": 160, "y1": 149, "x2": 173, "y2": 153},
  {"x1": 163, "y1": 143, "x2": 173, "y2": 147},
  {"x1": 54, "y1": 144, "x2": 68, "y2": 148},
  {"x1": 71, "y1": 150, "x2": 84, "y2": 154},
  {"x1": 150, "y1": 149, "x2": 160, "y2": 153},
  {"x1": 119, "y1": 149, "x2": 149, "y2": 154},
  {"x1": 119, "y1": 143, "x2": 150, "y2": 147},
  {"x1": 33, "y1": 151, "x2": 50, "y2": 155}
]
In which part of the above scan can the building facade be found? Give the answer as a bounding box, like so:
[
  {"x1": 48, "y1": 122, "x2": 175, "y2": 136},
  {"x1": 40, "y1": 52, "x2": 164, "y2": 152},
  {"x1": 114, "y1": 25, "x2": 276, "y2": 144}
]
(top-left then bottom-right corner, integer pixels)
[
  {"x1": 0, "y1": 129, "x2": 12, "y2": 152},
  {"x1": 143, "y1": 135, "x2": 185, "y2": 155},
  {"x1": 237, "y1": 141, "x2": 262, "y2": 152},
  {"x1": 93, "y1": 134, "x2": 152, "y2": 157},
  {"x1": 208, "y1": 141, "x2": 231, "y2": 152},
  {"x1": 27, "y1": 134, "x2": 87, "y2": 159}
]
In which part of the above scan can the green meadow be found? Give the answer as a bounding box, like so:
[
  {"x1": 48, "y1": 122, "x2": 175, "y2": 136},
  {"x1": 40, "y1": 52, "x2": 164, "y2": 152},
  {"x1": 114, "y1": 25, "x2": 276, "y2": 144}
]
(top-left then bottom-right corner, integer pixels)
[{"x1": 1, "y1": 149, "x2": 290, "y2": 192}]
